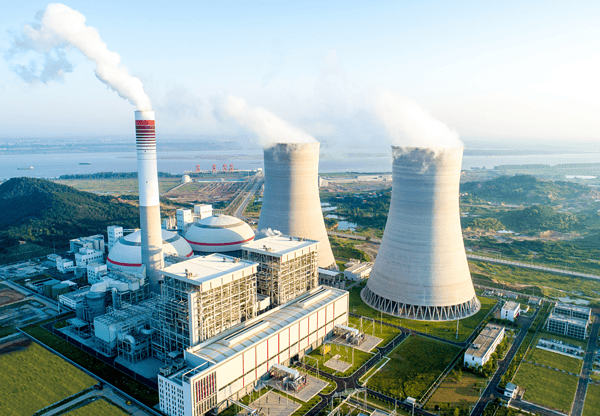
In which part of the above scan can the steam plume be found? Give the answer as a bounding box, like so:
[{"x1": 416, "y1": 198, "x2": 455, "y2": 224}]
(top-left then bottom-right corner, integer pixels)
[
  {"x1": 373, "y1": 90, "x2": 462, "y2": 149},
  {"x1": 224, "y1": 95, "x2": 316, "y2": 146},
  {"x1": 9, "y1": 3, "x2": 151, "y2": 110}
]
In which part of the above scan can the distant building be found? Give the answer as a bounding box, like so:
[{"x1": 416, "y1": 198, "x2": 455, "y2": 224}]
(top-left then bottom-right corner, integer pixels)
[
  {"x1": 552, "y1": 303, "x2": 591, "y2": 321},
  {"x1": 546, "y1": 313, "x2": 588, "y2": 340},
  {"x1": 70, "y1": 235, "x2": 105, "y2": 254},
  {"x1": 74, "y1": 248, "x2": 103, "y2": 267},
  {"x1": 344, "y1": 262, "x2": 373, "y2": 281},
  {"x1": 318, "y1": 268, "x2": 343, "y2": 288},
  {"x1": 464, "y1": 324, "x2": 505, "y2": 368},
  {"x1": 501, "y1": 301, "x2": 520, "y2": 322},
  {"x1": 87, "y1": 262, "x2": 107, "y2": 280},
  {"x1": 56, "y1": 258, "x2": 75, "y2": 274},
  {"x1": 107, "y1": 226, "x2": 124, "y2": 252}
]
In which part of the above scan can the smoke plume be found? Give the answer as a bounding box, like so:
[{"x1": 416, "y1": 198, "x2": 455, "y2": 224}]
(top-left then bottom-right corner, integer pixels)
[
  {"x1": 8, "y1": 3, "x2": 151, "y2": 110},
  {"x1": 224, "y1": 95, "x2": 316, "y2": 147},
  {"x1": 373, "y1": 89, "x2": 462, "y2": 149}
]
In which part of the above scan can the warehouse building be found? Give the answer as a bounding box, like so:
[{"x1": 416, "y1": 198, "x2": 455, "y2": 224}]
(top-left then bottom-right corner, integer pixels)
[
  {"x1": 242, "y1": 235, "x2": 319, "y2": 307},
  {"x1": 546, "y1": 313, "x2": 588, "y2": 340},
  {"x1": 464, "y1": 324, "x2": 505, "y2": 368},
  {"x1": 344, "y1": 262, "x2": 373, "y2": 281},
  {"x1": 158, "y1": 287, "x2": 349, "y2": 416}
]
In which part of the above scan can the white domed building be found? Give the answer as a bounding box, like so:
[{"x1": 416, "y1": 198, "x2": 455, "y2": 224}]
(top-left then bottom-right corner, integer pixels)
[
  {"x1": 185, "y1": 215, "x2": 255, "y2": 254},
  {"x1": 107, "y1": 229, "x2": 193, "y2": 274}
]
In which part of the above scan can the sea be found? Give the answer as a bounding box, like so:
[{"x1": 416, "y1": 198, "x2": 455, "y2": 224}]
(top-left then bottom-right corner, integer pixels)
[{"x1": 1, "y1": 148, "x2": 600, "y2": 181}]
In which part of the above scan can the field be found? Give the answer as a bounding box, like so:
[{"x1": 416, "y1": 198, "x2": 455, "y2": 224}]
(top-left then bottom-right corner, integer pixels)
[
  {"x1": 513, "y1": 362, "x2": 578, "y2": 413},
  {"x1": 583, "y1": 384, "x2": 600, "y2": 416},
  {"x1": 527, "y1": 348, "x2": 583, "y2": 374},
  {"x1": 367, "y1": 335, "x2": 461, "y2": 400},
  {"x1": 0, "y1": 340, "x2": 95, "y2": 416},
  {"x1": 306, "y1": 343, "x2": 373, "y2": 377},
  {"x1": 426, "y1": 371, "x2": 487, "y2": 414},
  {"x1": 165, "y1": 180, "x2": 246, "y2": 204},
  {"x1": 65, "y1": 398, "x2": 128, "y2": 416},
  {"x1": 348, "y1": 281, "x2": 497, "y2": 342},
  {"x1": 55, "y1": 178, "x2": 180, "y2": 196}
]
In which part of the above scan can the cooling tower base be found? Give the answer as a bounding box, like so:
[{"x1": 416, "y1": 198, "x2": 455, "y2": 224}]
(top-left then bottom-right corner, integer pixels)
[{"x1": 361, "y1": 286, "x2": 481, "y2": 321}]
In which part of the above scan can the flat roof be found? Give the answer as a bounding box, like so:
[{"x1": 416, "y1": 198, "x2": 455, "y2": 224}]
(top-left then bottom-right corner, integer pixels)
[
  {"x1": 465, "y1": 324, "x2": 504, "y2": 359},
  {"x1": 346, "y1": 262, "x2": 373, "y2": 273},
  {"x1": 502, "y1": 301, "x2": 520, "y2": 311},
  {"x1": 554, "y1": 302, "x2": 591, "y2": 314},
  {"x1": 318, "y1": 268, "x2": 341, "y2": 277},
  {"x1": 242, "y1": 235, "x2": 318, "y2": 258},
  {"x1": 183, "y1": 286, "x2": 347, "y2": 369},
  {"x1": 160, "y1": 254, "x2": 257, "y2": 289},
  {"x1": 548, "y1": 312, "x2": 589, "y2": 327}
]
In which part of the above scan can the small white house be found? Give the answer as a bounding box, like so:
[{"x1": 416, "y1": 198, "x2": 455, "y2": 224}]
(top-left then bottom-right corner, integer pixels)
[
  {"x1": 501, "y1": 301, "x2": 521, "y2": 322},
  {"x1": 464, "y1": 324, "x2": 505, "y2": 368}
]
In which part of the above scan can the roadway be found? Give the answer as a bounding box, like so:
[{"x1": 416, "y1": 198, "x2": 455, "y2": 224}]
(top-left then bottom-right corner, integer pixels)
[
  {"x1": 571, "y1": 313, "x2": 600, "y2": 416},
  {"x1": 233, "y1": 175, "x2": 263, "y2": 221}
]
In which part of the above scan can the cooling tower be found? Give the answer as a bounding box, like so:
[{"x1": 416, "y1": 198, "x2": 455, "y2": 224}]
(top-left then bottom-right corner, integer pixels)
[
  {"x1": 135, "y1": 110, "x2": 163, "y2": 293},
  {"x1": 361, "y1": 147, "x2": 480, "y2": 321},
  {"x1": 257, "y1": 143, "x2": 336, "y2": 269}
]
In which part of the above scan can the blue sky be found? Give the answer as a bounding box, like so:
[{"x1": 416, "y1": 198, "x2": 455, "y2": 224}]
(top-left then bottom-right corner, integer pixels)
[{"x1": 1, "y1": 0, "x2": 599, "y2": 149}]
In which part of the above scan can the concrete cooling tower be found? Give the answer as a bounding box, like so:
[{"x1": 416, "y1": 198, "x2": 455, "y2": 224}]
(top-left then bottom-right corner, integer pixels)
[
  {"x1": 135, "y1": 111, "x2": 163, "y2": 293},
  {"x1": 361, "y1": 147, "x2": 480, "y2": 321},
  {"x1": 257, "y1": 143, "x2": 336, "y2": 269}
]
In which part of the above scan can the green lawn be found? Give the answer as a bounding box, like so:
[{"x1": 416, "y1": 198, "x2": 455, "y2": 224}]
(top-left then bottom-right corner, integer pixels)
[
  {"x1": 583, "y1": 384, "x2": 600, "y2": 416},
  {"x1": 306, "y1": 343, "x2": 373, "y2": 377},
  {"x1": 348, "y1": 282, "x2": 497, "y2": 342},
  {"x1": 367, "y1": 335, "x2": 461, "y2": 400},
  {"x1": 513, "y1": 362, "x2": 578, "y2": 413},
  {"x1": 427, "y1": 371, "x2": 487, "y2": 415},
  {"x1": 65, "y1": 398, "x2": 128, "y2": 416},
  {"x1": 348, "y1": 315, "x2": 402, "y2": 348},
  {"x1": 528, "y1": 348, "x2": 582, "y2": 374},
  {"x1": 0, "y1": 341, "x2": 95, "y2": 416}
]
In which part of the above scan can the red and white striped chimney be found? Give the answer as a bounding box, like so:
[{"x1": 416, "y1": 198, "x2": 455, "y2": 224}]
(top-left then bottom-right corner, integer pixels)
[{"x1": 135, "y1": 110, "x2": 163, "y2": 293}]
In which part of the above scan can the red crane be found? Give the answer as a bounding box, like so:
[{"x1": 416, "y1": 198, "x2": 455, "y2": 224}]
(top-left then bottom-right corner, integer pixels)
[{"x1": 229, "y1": 164, "x2": 234, "y2": 171}]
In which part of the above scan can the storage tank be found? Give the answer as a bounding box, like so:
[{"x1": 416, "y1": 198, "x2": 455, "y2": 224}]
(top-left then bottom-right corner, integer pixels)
[
  {"x1": 361, "y1": 147, "x2": 480, "y2": 321},
  {"x1": 257, "y1": 142, "x2": 336, "y2": 269},
  {"x1": 51, "y1": 283, "x2": 70, "y2": 300},
  {"x1": 43, "y1": 280, "x2": 60, "y2": 298},
  {"x1": 85, "y1": 290, "x2": 107, "y2": 321}
]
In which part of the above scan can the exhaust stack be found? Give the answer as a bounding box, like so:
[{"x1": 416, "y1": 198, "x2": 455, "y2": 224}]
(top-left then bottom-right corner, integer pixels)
[
  {"x1": 135, "y1": 110, "x2": 163, "y2": 293},
  {"x1": 361, "y1": 147, "x2": 479, "y2": 321}
]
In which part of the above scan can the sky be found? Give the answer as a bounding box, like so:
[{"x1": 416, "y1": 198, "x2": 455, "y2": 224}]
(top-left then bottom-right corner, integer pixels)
[{"x1": 1, "y1": 0, "x2": 599, "y2": 151}]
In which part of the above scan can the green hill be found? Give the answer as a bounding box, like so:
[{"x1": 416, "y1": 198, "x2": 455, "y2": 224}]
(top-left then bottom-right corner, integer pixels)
[
  {"x1": 0, "y1": 177, "x2": 139, "y2": 262},
  {"x1": 461, "y1": 174, "x2": 592, "y2": 204}
]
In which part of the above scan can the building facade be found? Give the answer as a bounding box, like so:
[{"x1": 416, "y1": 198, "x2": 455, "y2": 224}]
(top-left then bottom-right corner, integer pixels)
[
  {"x1": 500, "y1": 301, "x2": 520, "y2": 322},
  {"x1": 546, "y1": 313, "x2": 588, "y2": 340},
  {"x1": 464, "y1": 324, "x2": 505, "y2": 368}
]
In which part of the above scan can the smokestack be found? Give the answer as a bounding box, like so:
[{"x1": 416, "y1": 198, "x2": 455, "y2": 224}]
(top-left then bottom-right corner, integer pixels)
[
  {"x1": 257, "y1": 143, "x2": 336, "y2": 269},
  {"x1": 361, "y1": 147, "x2": 480, "y2": 321},
  {"x1": 135, "y1": 110, "x2": 163, "y2": 293}
]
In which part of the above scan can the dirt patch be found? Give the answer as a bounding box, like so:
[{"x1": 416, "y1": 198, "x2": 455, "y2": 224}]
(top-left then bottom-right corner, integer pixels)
[
  {"x1": 0, "y1": 289, "x2": 26, "y2": 307},
  {"x1": 355, "y1": 243, "x2": 379, "y2": 261},
  {"x1": 0, "y1": 336, "x2": 32, "y2": 355}
]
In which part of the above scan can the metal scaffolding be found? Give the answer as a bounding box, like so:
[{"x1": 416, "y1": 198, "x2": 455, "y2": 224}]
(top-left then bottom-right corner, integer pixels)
[{"x1": 243, "y1": 250, "x2": 318, "y2": 307}]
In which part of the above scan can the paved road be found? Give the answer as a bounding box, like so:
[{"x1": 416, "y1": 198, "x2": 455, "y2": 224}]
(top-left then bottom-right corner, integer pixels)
[
  {"x1": 233, "y1": 175, "x2": 263, "y2": 221},
  {"x1": 471, "y1": 310, "x2": 537, "y2": 416},
  {"x1": 572, "y1": 313, "x2": 600, "y2": 416},
  {"x1": 510, "y1": 399, "x2": 568, "y2": 416}
]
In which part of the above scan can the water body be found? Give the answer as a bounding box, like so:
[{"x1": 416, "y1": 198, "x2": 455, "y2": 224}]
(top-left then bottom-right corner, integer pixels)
[{"x1": 1, "y1": 149, "x2": 600, "y2": 180}]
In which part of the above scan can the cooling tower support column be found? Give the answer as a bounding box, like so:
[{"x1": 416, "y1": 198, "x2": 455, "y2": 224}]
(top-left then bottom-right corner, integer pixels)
[
  {"x1": 257, "y1": 143, "x2": 336, "y2": 269},
  {"x1": 135, "y1": 110, "x2": 163, "y2": 293},
  {"x1": 361, "y1": 147, "x2": 480, "y2": 321}
]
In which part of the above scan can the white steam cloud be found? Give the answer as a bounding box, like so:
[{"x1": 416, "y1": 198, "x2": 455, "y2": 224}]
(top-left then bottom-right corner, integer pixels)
[
  {"x1": 8, "y1": 3, "x2": 151, "y2": 110},
  {"x1": 373, "y1": 90, "x2": 462, "y2": 149},
  {"x1": 224, "y1": 95, "x2": 316, "y2": 147}
]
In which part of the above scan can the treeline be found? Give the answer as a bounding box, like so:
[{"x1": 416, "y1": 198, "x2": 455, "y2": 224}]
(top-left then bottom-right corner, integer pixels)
[
  {"x1": 58, "y1": 172, "x2": 180, "y2": 179},
  {"x1": 324, "y1": 191, "x2": 391, "y2": 231}
]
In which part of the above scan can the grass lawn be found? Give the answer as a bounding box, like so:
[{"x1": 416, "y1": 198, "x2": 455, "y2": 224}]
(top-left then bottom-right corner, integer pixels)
[
  {"x1": 306, "y1": 343, "x2": 373, "y2": 377},
  {"x1": 426, "y1": 371, "x2": 487, "y2": 414},
  {"x1": 0, "y1": 341, "x2": 95, "y2": 416},
  {"x1": 513, "y1": 362, "x2": 578, "y2": 413},
  {"x1": 348, "y1": 315, "x2": 401, "y2": 348},
  {"x1": 583, "y1": 384, "x2": 600, "y2": 416},
  {"x1": 528, "y1": 348, "x2": 583, "y2": 374},
  {"x1": 367, "y1": 335, "x2": 461, "y2": 401},
  {"x1": 348, "y1": 281, "x2": 497, "y2": 342},
  {"x1": 65, "y1": 398, "x2": 128, "y2": 416}
]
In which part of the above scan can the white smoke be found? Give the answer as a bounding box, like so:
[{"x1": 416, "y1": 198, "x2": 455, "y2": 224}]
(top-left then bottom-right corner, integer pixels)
[
  {"x1": 8, "y1": 3, "x2": 151, "y2": 110},
  {"x1": 224, "y1": 95, "x2": 316, "y2": 147},
  {"x1": 256, "y1": 228, "x2": 282, "y2": 239},
  {"x1": 373, "y1": 89, "x2": 463, "y2": 149}
]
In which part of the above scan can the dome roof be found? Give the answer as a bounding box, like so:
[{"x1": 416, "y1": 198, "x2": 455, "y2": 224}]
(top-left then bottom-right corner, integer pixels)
[
  {"x1": 107, "y1": 229, "x2": 193, "y2": 269},
  {"x1": 185, "y1": 215, "x2": 255, "y2": 253}
]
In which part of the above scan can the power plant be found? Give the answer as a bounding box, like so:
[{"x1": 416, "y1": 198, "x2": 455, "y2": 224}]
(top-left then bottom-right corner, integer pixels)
[
  {"x1": 135, "y1": 110, "x2": 164, "y2": 293},
  {"x1": 257, "y1": 143, "x2": 336, "y2": 269},
  {"x1": 361, "y1": 146, "x2": 480, "y2": 321}
]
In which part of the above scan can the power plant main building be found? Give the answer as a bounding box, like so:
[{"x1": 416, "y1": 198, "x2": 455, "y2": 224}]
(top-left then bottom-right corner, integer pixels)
[{"x1": 362, "y1": 147, "x2": 480, "y2": 321}]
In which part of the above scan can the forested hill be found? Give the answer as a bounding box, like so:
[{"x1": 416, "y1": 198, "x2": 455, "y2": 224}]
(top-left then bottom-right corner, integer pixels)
[
  {"x1": 0, "y1": 177, "x2": 139, "y2": 254},
  {"x1": 461, "y1": 174, "x2": 594, "y2": 204}
]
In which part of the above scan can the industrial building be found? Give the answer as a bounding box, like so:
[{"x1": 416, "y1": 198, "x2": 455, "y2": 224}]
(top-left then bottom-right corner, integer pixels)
[
  {"x1": 158, "y1": 287, "x2": 349, "y2": 416},
  {"x1": 552, "y1": 303, "x2": 591, "y2": 321},
  {"x1": 184, "y1": 215, "x2": 255, "y2": 254},
  {"x1": 500, "y1": 301, "x2": 521, "y2": 322},
  {"x1": 546, "y1": 313, "x2": 588, "y2": 340},
  {"x1": 344, "y1": 262, "x2": 373, "y2": 281},
  {"x1": 152, "y1": 254, "x2": 258, "y2": 361},
  {"x1": 256, "y1": 143, "x2": 336, "y2": 269},
  {"x1": 362, "y1": 147, "x2": 480, "y2": 321},
  {"x1": 107, "y1": 225, "x2": 124, "y2": 252},
  {"x1": 318, "y1": 268, "x2": 343, "y2": 288},
  {"x1": 242, "y1": 235, "x2": 319, "y2": 307},
  {"x1": 107, "y1": 229, "x2": 192, "y2": 275},
  {"x1": 70, "y1": 234, "x2": 105, "y2": 254},
  {"x1": 464, "y1": 324, "x2": 505, "y2": 368}
]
